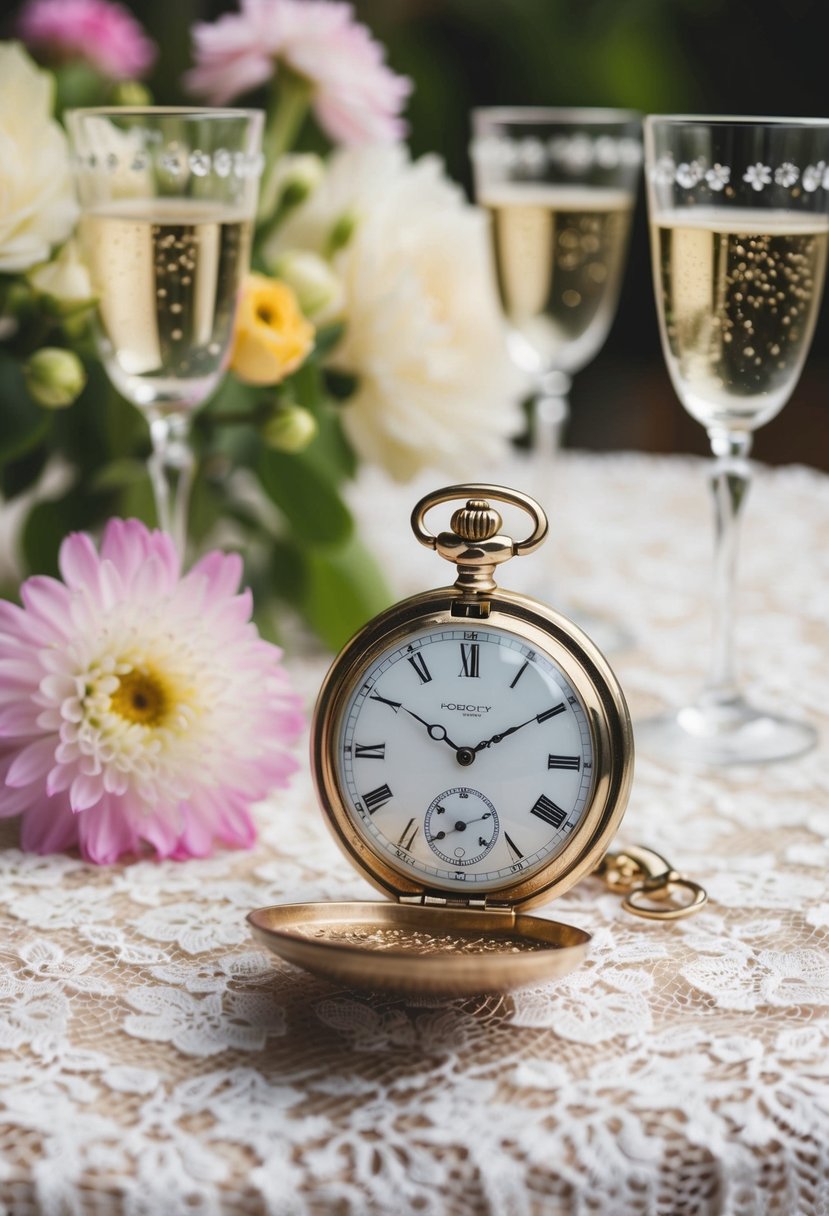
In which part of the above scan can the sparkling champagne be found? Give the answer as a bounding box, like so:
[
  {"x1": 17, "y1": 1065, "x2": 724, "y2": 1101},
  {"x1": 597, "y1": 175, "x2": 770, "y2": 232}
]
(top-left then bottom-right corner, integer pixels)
[
  {"x1": 79, "y1": 198, "x2": 252, "y2": 412},
  {"x1": 481, "y1": 184, "x2": 634, "y2": 374},
  {"x1": 651, "y1": 208, "x2": 829, "y2": 430}
]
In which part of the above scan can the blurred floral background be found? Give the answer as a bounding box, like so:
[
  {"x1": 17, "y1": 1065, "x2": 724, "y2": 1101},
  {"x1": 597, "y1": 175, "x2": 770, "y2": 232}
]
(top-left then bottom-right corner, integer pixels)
[{"x1": 2, "y1": 0, "x2": 828, "y2": 654}]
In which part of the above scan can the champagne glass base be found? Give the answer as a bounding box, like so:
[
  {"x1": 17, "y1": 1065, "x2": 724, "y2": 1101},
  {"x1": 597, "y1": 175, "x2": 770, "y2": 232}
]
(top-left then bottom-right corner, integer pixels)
[{"x1": 636, "y1": 697, "x2": 818, "y2": 766}]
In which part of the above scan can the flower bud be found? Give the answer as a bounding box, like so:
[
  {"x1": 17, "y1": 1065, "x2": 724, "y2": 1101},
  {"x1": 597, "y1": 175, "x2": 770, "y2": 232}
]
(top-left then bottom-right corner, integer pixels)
[
  {"x1": 258, "y1": 153, "x2": 325, "y2": 222},
  {"x1": 262, "y1": 404, "x2": 318, "y2": 453},
  {"x1": 28, "y1": 241, "x2": 94, "y2": 315},
  {"x1": 279, "y1": 154, "x2": 325, "y2": 204},
  {"x1": 24, "y1": 347, "x2": 86, "y2": 409},
  {"x1": 270, "y1": 251, "x2": 345, "y2": 323},
  {"x1": 109, "y1": 80, "x2": 153, "y2": 107},
  {"x1": 327, "y1": 211, "x2": 358, "y2": 257}
]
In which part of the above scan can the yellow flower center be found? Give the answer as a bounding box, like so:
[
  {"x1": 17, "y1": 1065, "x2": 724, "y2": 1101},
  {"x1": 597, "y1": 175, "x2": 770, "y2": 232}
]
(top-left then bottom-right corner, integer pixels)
[{"x1": 109, "y1": 668, "x2": 169, "y2": 727}]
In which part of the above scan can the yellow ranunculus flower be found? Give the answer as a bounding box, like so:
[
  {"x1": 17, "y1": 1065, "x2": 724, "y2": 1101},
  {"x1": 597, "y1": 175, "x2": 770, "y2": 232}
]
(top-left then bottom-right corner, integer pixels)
[{"x1": 230, "y1": 274, "x2": 315, "y2": 386}]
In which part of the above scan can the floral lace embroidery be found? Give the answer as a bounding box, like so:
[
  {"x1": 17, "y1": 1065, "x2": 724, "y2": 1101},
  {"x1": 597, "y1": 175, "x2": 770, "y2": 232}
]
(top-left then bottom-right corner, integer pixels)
[{"x1": 0, "y1": 452, "x2": 827, "y2": 1215}]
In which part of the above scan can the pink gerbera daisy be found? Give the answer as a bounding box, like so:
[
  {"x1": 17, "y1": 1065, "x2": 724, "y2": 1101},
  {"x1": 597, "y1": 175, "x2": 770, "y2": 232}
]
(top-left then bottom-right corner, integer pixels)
[
  {"x1": 185, "y1": 0, "x2": 411, "y2": 146},
  {"x1": 18, "y1": 0, "x2": 157, "y2": 81},
  {"x1": 0, "y1": 520, "x2": 304, "y2": 864}
]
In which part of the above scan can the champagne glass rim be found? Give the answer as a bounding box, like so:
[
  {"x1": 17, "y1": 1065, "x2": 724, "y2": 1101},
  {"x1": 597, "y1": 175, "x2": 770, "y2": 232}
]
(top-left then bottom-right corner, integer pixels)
[
  {"x1": 472, "y1": 105, "x2": 641, "y2": 125},
  {"x1": 66, "y1": 105, "x2": 264, "y2": 121},
  {"x1": 646, "y1": 113, "x2": 829, "y2": 128}
]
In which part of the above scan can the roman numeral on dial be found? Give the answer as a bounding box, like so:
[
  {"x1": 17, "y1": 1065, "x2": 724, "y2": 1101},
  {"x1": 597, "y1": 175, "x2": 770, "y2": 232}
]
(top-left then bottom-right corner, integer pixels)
[
  {"x1": 504, "y1": 832, "x2": 524, "y2": 861},
  {"x1": 362, "y1": 784, "x2": 393, "y2": 814},
  {"x1": 355, "y1": 743, "x2": 386, "y2": 759},
  {"x1": 459, "y1": 642, "x2": 480, "y2": 678},
  {"x1": 407, "y1": 652, "x2": 432, "y2": 684},
  {"x1": 547, "y1": 754, "x2": 580, "y2": 770},
  {"x1": 530, "y1": 794, "x2": 567, "y2": 829},
  {"x1": 397, "y1": 818, "x2": 419, "y2": 851}
]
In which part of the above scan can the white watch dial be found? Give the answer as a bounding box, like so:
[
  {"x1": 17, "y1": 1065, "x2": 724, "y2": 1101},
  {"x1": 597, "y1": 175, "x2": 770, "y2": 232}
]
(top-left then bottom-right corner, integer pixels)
[{"x1": 337, "y1": 625, "x2": 595, "y2": 892}]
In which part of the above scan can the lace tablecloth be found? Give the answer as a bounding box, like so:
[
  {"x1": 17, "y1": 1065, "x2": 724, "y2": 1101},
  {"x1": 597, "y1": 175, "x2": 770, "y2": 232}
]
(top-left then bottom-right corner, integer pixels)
[{"x1": 1, "y1": 451, "x2": 828, "y2": 1216}]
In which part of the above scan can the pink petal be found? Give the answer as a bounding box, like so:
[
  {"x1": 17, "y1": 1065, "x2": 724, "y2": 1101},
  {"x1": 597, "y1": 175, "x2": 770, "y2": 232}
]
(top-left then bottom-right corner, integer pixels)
[
  {"x1": 0, "y1": 599, "x2": 55, "y2": 646},
  {"x1": 184, "y1": 52, "x2": 274, "y2": 105},
  {"x1": 188, "y1": 550, "x2": 243, "y2": 599},
  {"x1": 136, "y1": 804, "x2": 182, "y2": 859},
  {"x1": 100, "y1": 518, "x2": 179, "y2": 589},
  {"x1": 0, "y1": 783, "x2": 38, "y2": 817},
  {"x1": 19, "y1": 577, "x2": 73, "y2": 639},
  {"x1": 70, "y1": 771, "x2": 104, "y2": 812},
  {"x1": 19, "y1": 792, "x2": 79, "y2": 854},
  {"x1": 6, "y1": 737, "x2": 56, "y2": 788},
  {"x1": 58, "y1": 531, "x2": 101, "y2": 591},
  {"x1": 170, "y1": 802, "x2": 216, "y2": 859},
  {"x1": 0, "y1": 703, "x2": 44, "y2": 736},
  {"x1": 131, "y1": 552, "x2": 178, "y2": 603},
  {"x1": 77, "y1": 794, "x2": 137, "y2": 863},
  {"x1": 46, "y1": 763, "x2": 73, "y2": 796}
]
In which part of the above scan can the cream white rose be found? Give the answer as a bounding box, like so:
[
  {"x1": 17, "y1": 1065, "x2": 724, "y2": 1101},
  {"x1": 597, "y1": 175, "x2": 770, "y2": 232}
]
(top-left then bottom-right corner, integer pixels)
[
  {"x1": 0, "y1": 44, "x2": 77, "y2": 273},
  {"x1": 269, "y1": 146, "x2": 527, "y2": 482}
]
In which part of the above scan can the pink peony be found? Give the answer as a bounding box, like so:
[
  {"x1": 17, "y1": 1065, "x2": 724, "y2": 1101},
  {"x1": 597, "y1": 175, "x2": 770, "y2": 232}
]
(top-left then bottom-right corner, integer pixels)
[
  {"x1": 18, "y1": 0, "x2": 157, "y2": 81},
  {"x1": 0, "y1": 520, "x2": 305, "y2": 864},
  {"x1": 185, "y1": 0, "x2": 411, "y2": 145}
]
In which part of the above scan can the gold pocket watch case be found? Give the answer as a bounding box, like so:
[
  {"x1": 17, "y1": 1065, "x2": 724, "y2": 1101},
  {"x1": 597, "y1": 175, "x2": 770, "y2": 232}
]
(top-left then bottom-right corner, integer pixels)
[{"x1": 249, "y1": 484, "x2": 636, "y2": 996}]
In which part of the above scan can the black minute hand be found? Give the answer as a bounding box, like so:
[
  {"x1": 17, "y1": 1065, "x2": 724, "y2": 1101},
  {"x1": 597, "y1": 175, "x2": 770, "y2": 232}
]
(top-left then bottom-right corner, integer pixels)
[
  {"x1": 402, "y1": 707, "x2": 463, "y2": 751},
  {"x1": 369, "y1": 692, "x2": 462, "y2": 752}
]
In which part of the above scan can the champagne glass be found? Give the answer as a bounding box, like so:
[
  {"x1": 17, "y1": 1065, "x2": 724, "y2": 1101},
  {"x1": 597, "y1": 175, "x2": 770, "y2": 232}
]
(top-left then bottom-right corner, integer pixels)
[
  {"x1": 470, "y1": 107, "x2": 641, "y2": 644},
  {"x1": 470, "y1": 108, "x2": 641, "y2": 477},
  {"x1": 67, "y1": 107, "x2": 264, "y2": 555},
  {"x1": 639, "y1": 114, "x2": 829, "y2": 764}
]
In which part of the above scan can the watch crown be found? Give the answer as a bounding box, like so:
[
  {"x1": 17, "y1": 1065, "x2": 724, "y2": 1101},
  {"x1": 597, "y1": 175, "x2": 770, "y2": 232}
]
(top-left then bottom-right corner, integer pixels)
[{"x1": 451, "y1": 499, "x2": 503, "y2": 543}]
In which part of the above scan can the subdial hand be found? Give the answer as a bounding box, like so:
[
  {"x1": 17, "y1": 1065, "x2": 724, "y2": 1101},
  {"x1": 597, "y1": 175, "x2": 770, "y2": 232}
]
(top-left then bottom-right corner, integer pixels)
[{"x1": 428, "y1": 811, "x2": 493, "y2": 841}]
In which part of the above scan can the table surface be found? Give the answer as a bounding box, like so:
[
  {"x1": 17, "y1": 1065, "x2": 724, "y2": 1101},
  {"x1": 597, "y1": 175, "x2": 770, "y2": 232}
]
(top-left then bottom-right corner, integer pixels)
[{"x1": 1, "y1": 451, "x2": 828, "y2": 1216}]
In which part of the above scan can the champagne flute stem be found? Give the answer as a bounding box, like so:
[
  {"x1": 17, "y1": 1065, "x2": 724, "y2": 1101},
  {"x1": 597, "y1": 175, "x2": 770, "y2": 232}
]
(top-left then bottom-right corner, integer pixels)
[
  {"x1": 530, "y1": 371, "x2": 571, "y2": 510},
  {"x1": 705, "y1": 428, "x2": 753, "y2": 705},
  {"x1": 147, "y1": 411, "x2": 195, "y2": 558}
]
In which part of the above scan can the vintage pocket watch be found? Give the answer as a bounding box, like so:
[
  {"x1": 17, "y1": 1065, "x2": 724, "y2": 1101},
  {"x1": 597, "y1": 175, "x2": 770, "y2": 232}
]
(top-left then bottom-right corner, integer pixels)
[{"x1": 249, "y1": 484, "x2": 705, "y2": 995}]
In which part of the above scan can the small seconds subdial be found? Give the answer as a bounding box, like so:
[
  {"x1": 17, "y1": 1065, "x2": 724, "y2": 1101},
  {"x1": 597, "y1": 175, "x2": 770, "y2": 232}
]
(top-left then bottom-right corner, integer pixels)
[{"x1": 425, "y1": 788, "x2": 499, "y2": 866}]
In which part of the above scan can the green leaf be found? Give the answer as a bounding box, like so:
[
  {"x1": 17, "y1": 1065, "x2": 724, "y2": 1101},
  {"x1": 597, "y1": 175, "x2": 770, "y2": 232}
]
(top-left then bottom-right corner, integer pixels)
[
  {"x1": 283, "y1": 356, "x2": 324, "y2": 412},
  {"x1": 53, "y1": 62, "x2": 109, "y2": 116},
  {"x1": 269, "y1": 537, "x2": 308, "y2": 606},
  {"x1": 257, "y1": 447, "x2": 353, "y2": 545},
  {"x1": 300, "y1": 535, "x2": 393, "y2": 652},
  {"x1": 187, "y1": 468, "x2": 224, "y2": 545},
  {"x1": 0, "y1": 352, "x2": 51, "y2": 466},
  {"x1": 324, "y1": 369, "x2": 358, "y2": 401},
  {"x1": 313, "y1": 322, "x2": 345, "y2": 359},
  {"x1": 2, "y1": 445, "x2": 49, "y2": 500},
  {"x1": 88, "y1": 457, "x2": 148, "y2": 494},
  {"x1": 21, "y1": 487, "x2": 109, "y2": 577}
]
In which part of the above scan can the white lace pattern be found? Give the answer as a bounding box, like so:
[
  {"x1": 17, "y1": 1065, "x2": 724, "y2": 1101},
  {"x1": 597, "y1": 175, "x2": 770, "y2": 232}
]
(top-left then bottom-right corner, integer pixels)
[{"x1": 1, "y1": 452, "x2": 827, "y2": 1215}]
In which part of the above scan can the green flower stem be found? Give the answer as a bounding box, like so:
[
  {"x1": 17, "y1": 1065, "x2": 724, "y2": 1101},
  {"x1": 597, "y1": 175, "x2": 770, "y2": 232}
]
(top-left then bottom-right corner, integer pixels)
[
  {"x1": 258, "y1": 69, "x2": 313, "y2": 224},
  {"x1": 203, "y1": 407, "x2": 270, "y2": 428}
]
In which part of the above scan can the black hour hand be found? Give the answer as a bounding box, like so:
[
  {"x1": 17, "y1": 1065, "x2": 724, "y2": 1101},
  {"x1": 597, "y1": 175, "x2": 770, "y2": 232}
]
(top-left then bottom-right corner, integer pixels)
[{"x1": 474, "y1": 714, "x2": 536, "y2": 752}]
